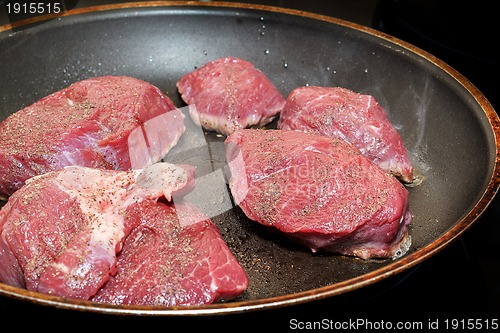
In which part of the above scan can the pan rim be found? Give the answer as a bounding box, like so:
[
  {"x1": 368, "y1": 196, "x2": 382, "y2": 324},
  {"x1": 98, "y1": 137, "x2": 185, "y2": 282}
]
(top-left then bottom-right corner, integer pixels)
[{"x1": 0, "y1": 1, "x2": 499, "y2": 316}]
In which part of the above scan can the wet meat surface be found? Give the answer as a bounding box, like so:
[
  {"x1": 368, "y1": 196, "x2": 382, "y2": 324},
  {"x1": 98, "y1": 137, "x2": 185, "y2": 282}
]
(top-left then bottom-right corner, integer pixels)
[
  {"x1": 225, "y1": 129, "x2": 412, "y2": 260},
  {"x1": 177, "y1": 57, "x2": 285, "y2": 135},
  {"x1": 278, "y1": 86, "x2": 414, "y2": 183}
]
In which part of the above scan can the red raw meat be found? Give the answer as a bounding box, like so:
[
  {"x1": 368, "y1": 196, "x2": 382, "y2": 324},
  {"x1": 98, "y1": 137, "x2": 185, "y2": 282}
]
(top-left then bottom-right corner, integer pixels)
[
  {"x1": 225, "y1": 129, "x2": 412, "y2": 260},
  {"x1": 176, "y1": 57, "x2": 285, "y2": 135},
  {"x1": 0, "y1": 163, "x2": 195, "y2": 299},
  {"x1": 278, "y1": 86, "x2": 414, "y2": 183},
  {"x1": 91, "y1": 200, "x2": 249, "y2": 306},
  {"x1": 0, "y1": 75, "x2": 185, "y2": 199}
]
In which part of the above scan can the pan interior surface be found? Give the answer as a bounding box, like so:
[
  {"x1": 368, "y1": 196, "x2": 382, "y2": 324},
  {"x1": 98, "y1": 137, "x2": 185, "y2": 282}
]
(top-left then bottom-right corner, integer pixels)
[{"x1": 0, "y1": 2, "x2": 498, "y2": 314}]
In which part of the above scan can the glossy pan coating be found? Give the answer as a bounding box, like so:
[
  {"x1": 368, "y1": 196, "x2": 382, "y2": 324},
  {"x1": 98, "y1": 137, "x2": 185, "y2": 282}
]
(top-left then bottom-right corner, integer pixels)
[{"x1": 0, "y1": 1, "x2": 498, "y2": 315}]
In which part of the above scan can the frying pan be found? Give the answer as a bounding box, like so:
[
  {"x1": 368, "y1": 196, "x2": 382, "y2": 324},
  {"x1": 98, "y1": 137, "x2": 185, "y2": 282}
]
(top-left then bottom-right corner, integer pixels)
[{"x1": 0, "y1": 1, "x2": 499, "y2": 316}]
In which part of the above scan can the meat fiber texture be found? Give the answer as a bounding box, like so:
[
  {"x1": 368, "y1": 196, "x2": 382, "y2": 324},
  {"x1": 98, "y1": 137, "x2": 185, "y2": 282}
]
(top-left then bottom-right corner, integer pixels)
[
  {"x1": 91, "y1": 200, "x2": 249, "y2": 306},
  {"x1": 225, "y1": 129, "x2": 412, "y2": 260},
  {"x1": 176, "y1": 57, "x2": 286, "y2": 135},
  {"x1": 0, "y1": 163, "x2": 248, "y2": 305},
  {"x1": 278, "y1": 86, "x2": 414, "y2": 183},
  {"x1": 0, "y1": 75, "x2": 186, "y2": 200}
]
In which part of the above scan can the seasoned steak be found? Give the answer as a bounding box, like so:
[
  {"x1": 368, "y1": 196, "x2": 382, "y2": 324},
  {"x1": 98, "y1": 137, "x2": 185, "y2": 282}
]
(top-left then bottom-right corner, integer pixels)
[
  {"x1": 176, "y1": 57, "x2": 285, "y2": 135},
  {"x1": 0, "y1": 75, "x2": 185, "y2": 199},
  {"x1": 92, "y1": 200, "x2": 249, "y2": 306},
  {"x1": 225, "y1": 129, "x2": 412, "y2": 260},
  {"x1": 0, "y1": 163, "x2": 195, "y2": 299},
  {"x1": 277, "y1": 86, "x2": 414, "y2": 183}
]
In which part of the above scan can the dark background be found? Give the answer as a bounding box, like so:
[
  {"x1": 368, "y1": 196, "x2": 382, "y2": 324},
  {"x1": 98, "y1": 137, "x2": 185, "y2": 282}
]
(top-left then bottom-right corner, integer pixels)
[{"x1": 0, "y1": 0, "x2": 498, "y2": 330}]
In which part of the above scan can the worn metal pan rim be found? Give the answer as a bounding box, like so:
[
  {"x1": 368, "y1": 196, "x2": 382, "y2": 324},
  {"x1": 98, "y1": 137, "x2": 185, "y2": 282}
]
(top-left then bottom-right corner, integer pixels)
[{"x1": 0, "y1": 1, "x2": 499, "y2": 316}]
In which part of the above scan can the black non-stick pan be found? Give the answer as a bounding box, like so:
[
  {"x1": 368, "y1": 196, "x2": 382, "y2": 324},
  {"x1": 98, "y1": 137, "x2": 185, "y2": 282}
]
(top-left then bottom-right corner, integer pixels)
[{"x1": 0, "y1": 1, "x2": 499, "y2": 315}]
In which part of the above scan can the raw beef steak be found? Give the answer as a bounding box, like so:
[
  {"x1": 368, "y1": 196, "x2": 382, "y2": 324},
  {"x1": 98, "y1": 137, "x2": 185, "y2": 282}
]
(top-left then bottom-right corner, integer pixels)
[
  {"x1": 176, "y1": 57, "x2": 285, "y2": 135},
  {"x1": 225, "y1": 129, "x2": 412, "y2": 260},
  {"x1": 0, "y1": 163, "x2": 195, "y2": 299},
  {"x1": 0, "y1": 75, "x2": 185, "y2": 199},
  {"x1": 92, "y1": 200, "x2": 249, "y2": 306},
  {"x1": 277, "y1": 86, "x2": 414, "y2": 183}
]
